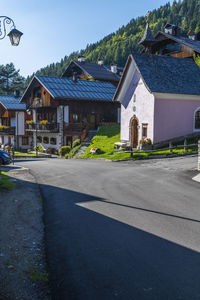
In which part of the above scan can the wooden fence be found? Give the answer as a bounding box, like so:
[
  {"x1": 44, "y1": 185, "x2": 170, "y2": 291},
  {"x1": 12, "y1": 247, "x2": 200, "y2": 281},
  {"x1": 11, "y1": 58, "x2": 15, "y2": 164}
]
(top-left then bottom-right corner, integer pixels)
[{"x1": 125, "y1": 140, "x2": 198, "y2": 158}]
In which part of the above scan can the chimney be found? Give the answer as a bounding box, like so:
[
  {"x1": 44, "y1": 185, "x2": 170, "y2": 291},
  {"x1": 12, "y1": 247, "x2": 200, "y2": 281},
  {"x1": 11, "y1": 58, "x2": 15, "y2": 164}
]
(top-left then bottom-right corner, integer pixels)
[
  {"x1": 111, "y1": 64, "x2": 117, "y2": 74},
  {"x1": 14, "y1": 89, "x2": 20, "y2": 98},
  {"x1": 78, "y1": 55, "x2": 85, "y2": 63},
  {"x1": 72, "y1": 72, "x2": 78, "y2": 82},
  {"x1": 98, "y1": 58, "x2": 104, "y2": 66},
  {"x1": 187, "y1": 30, "x2": 196, "y2": 40}
]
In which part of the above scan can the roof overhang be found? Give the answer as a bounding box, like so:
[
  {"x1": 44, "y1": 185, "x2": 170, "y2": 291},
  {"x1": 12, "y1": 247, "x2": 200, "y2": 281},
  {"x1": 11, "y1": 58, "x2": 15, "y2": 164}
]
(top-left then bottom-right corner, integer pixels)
[
  {"x1": 153, "y1": 92, "x2": 200, "y2": 101},
  {"x1": 20, "y1": 75, "x2": 55, "y2": 104},
  {"x1": 62, "y1": 60, "x2": 93, "y2": 79},
  {"x1": 113, "y1": 55, "x2": 133, "y2": 101},
  {"x1": 155, "y1": 31, "x2": 200, "y2": 54}
]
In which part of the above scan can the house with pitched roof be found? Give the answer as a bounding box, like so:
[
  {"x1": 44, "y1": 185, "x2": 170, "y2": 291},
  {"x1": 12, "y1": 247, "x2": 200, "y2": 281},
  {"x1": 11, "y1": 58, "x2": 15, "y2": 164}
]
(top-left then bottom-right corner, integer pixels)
[
  {"x1": 114, "y1": 53, "x2": 200, "y2": 147},
  {"x1": 113, "y1": 19, "x2": 200, "y2": 147},
  {"x1": 62, "y1": 56, "x2": 122, "y2": 86},
  {"x1": 21, "y1": 75, "x2": 119, "y2": 150},
  {"x1": 0, "y1": 94, "x2": 33, "y2": 149},
  {"x1": 141, "y1": 21, "x2": 200, "y2": 59}
]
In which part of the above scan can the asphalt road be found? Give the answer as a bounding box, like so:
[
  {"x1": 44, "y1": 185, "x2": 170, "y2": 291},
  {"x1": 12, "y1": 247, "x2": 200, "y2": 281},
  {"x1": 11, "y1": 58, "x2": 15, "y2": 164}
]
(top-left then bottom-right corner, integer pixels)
[{"x1": 16, "y1": 156, "x2": 200, "y2": 300}]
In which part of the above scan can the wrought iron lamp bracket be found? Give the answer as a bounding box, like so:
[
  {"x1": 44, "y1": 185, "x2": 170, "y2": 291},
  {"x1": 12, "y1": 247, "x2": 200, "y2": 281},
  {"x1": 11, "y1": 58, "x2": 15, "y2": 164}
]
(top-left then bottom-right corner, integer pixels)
[{"x1": 0, "y1": 16, "x2": 15, "y2": 40}]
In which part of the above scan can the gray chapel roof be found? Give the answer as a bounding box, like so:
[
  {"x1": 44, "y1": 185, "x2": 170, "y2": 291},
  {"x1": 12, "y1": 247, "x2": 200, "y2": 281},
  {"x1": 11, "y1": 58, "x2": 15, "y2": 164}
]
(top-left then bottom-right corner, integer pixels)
[
  {"x1": 132, "y1": 54, "x2": 200, "y2": 95},
  {"x1": 139, "y1": 23, "x2": 157, "y2": 46}
]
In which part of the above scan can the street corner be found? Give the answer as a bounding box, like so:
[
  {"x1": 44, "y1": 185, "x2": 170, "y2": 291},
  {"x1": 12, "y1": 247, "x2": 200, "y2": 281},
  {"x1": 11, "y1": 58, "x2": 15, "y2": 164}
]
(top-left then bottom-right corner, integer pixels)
[{"x1": 192, "y1": 172, "x2": 200, "y2": 183}]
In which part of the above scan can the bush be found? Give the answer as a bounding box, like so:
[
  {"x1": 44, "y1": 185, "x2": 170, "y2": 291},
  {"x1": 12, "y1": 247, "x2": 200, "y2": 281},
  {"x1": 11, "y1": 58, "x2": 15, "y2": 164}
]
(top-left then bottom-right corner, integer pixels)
[
  {"x1": 72, "y1": 139, "x2": 80, "y2": 148},
  {"x1": 139, "y1": 138, "x2": 152, "y2": 145},
  {"x1": 59, "y1": 146, "x2": 71, "y2": 157},
  {"x1": 37, "y1": 144, "x2": 44, "y2": 153},
  {"x1": 27, "y1": 149, "x2": 32, "y2": 153},
  {"x1": 65, "y1": 153, "x2": 73, "y2": 159},
  {"x1": 46, "y1": 148, "x2": 58, "y2": 155}
]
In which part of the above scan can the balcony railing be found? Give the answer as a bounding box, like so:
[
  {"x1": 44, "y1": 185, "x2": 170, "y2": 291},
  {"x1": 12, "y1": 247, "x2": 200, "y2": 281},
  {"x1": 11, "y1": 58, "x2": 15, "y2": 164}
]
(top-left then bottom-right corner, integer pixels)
[
  {"x1": 0, "y1": 126, "x2": 15, "y2": 135},
  {"x1": 25, "y1": 123, "x2": 59, "y2": 133},
  {"x1": 64, "y1": 122, "x2": 87, "y2": 135}
]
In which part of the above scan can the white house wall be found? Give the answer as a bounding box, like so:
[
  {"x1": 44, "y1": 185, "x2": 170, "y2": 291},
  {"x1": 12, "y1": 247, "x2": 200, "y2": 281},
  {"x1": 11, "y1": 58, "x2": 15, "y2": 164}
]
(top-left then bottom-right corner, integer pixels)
[
  {"x1": 64, "y1": 106, "x2": 69, "y2": 123},
  {"x1": 121, "y1": 73, "x2": 155, "y2": 143},
  {"x1": 15, "y1": 112, "x2": 25, "y2": 135}
]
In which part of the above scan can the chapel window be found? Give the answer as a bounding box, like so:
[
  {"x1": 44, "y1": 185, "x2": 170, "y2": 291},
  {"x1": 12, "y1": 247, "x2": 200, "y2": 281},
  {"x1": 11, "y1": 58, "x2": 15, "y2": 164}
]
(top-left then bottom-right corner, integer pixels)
[
  {"x1": 195, "y1": 110, "x2": 200, "y2": 129},
  {"x1": 142, "y1": 123, "x2": 148, "y2": 138}
]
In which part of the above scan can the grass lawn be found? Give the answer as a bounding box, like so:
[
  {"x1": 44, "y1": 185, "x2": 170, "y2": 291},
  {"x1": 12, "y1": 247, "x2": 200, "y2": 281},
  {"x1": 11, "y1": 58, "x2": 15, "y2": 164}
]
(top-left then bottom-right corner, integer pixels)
[
  {"x1": 14, "y1": 152, "x2": 37, "y2": 156},
  {"x1": 78, "y1": 125, "x2": 198, "y2": 161},
  {"x1": 0, "y1": 171, "x2": 15, "y2": 190}
]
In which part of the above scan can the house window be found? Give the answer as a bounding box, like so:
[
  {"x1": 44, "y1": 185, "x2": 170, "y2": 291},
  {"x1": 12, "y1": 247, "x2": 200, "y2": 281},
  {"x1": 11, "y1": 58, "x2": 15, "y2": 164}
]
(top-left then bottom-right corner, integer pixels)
[
  {"x1": 37, "y1": 136, "x2": 42, "y2": 143},
  {"x1": 195, "y1": 109, "x2": 200, "y2": 129},
  {"x1": 43, "y1": 137, "x2": 49, "y2": 144},
  {"x1": 133, "y1": 94, "x2": 136, "y2": 103},
  {"x1": 142, "y1": 123, "x2": 148, "y2": 138},
  {"x1": 50, "y1": 137, "x2": 57, "y2": 145},
  {"x1": 117, "y1": 108, "x2": 121, "y2": 123},
  {"x1": 73, "y1": 114, "x2": 79, "y2": 123},
  {"x1": 22, "y1": 136, "x2": 29, "y2": 145}
]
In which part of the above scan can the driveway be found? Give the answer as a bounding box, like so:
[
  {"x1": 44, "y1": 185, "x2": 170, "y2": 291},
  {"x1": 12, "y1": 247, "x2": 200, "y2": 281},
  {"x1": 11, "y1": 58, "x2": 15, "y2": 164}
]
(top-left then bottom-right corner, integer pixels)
[{"x1": 16, "y1": 156, "x2": 200, "y2": 300}]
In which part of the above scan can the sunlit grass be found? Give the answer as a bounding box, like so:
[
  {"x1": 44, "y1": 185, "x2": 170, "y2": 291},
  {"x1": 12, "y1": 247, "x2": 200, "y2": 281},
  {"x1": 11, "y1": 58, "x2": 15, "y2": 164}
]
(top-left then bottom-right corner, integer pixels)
[
  {"x1": 0, "y1": 171, "x2": 14, "y2": 190},
  {"x1": 78, "y1": 125, "x2": 198, "y2": 161}
]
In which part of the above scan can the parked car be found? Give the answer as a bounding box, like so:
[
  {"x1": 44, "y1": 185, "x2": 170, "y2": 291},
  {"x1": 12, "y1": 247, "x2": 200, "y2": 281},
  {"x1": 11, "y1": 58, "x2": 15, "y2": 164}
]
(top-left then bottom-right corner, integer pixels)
[{"x1": 0, "y1": 150, "x2": 11, "y2": 165}]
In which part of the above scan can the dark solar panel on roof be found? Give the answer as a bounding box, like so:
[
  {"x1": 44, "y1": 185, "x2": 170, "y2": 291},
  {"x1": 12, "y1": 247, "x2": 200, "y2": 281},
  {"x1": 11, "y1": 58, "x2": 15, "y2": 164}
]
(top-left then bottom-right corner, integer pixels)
[{"x1": 36, "y1": 75, "x2": 116, "y2": 102}]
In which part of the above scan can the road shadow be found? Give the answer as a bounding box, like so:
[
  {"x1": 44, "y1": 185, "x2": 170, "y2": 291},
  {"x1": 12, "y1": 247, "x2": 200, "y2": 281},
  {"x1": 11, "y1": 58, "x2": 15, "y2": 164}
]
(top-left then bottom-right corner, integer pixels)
[
  {"x1": 38, "y1": 181, "x2": 200, "y2": 300},
  {"x1": 2, "y1": 174, "x2": 200, "y2": 300}
]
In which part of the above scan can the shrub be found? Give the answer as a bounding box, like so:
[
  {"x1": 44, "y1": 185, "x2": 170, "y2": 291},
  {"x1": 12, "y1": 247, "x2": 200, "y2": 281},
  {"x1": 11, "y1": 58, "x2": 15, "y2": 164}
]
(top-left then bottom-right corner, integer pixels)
[
  {"x1": 37, "y1": 144, "x2": 44, "y2": 153},
  {"x1": 59, "y1": 146, "x2": 71, "y2": 157},
  {"x1": 47, "y1": 148, "x2": 58, "y2": 155},
  {"x1": 139, "y1": 138, "x2": 152, "y2": 145},
  {"x1": 47, "y1": 148, "x2": 54, "y2": 154},
  {"x1": 72, "y1": 139, "x2": 80, "y2": 148},
  {"x1": 27, "y1": 149, "x2": 32, "y2": 153},
  {"x1": 65, "y1": 153, "x2": 73, "y2": 159}
]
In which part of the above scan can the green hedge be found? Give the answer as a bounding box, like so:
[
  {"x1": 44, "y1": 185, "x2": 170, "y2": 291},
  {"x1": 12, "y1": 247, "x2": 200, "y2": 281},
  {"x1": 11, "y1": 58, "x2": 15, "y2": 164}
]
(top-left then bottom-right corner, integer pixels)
[{"x1": 59, "y1": 146, "x2": 71, "y2": 157}]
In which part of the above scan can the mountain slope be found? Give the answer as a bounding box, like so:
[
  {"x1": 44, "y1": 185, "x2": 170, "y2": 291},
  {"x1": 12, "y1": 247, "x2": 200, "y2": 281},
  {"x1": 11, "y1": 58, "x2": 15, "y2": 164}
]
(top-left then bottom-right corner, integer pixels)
[{"x1": 30, "y1": 0, "x2": 200, "y2": 80}]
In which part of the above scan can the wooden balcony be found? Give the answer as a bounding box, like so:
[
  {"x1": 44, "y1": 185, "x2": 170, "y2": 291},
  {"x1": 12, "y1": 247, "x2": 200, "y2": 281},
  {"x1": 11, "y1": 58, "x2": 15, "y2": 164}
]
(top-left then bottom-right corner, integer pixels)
[
  {"x1": 64, "y1": 122, "x2": 87, "y2": 135},
  {"x1": 25, "y1": 123, "x2": 59, "y2": 133},
  {"x1": 0, "y1": 126, "x2": 15, "y2": 135}
]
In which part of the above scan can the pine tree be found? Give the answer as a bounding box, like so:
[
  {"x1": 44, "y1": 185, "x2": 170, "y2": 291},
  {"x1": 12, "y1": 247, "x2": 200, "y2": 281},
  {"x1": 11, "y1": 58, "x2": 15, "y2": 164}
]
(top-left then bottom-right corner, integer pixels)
[{"x1": 0, "y1": 63, "x2": 25, "y2": 95}]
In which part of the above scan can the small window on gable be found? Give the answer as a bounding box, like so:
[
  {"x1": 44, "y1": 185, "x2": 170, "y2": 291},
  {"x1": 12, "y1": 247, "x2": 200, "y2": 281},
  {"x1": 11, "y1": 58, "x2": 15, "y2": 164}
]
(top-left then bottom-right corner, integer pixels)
[
  {"x1": 133, "y1": 94, "x2": 136, "y2": 103},
  {"x1": 142, "y1": 123, "x2": 148, "y2": 138},
  {"x1": 195, "y1": 109, "x2": 200, "y2": 129}
]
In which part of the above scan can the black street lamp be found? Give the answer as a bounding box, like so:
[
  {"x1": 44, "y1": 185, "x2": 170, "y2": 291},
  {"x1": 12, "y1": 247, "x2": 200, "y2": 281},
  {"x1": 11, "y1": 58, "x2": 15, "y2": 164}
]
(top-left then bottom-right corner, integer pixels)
[
  {"x1": 0, "y1": 16, "x2": 23, "y2": 46},
  {"x1": 27, "y1": 99, "x2": 40, "y2": 157}
]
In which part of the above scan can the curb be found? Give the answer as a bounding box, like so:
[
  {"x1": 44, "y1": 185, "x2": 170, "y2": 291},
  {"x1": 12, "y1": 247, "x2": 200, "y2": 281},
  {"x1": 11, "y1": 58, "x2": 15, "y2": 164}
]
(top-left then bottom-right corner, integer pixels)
[{"x1": 192, "y1": 173, "x2": 200, "y2": 183}]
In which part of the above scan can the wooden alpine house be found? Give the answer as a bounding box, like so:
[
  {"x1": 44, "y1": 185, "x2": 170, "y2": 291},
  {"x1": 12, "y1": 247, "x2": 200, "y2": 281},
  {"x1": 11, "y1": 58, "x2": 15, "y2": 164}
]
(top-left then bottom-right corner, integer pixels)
[{"x1": 20, "y1": 75, "x2": 119, "y2": 150}]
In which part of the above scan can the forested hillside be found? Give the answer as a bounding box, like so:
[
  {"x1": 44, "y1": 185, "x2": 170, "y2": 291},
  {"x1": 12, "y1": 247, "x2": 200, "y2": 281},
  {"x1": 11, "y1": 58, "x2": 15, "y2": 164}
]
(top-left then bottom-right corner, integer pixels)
[{"x1": 30, "y1": 0, "x2": 200, "y2": 81}]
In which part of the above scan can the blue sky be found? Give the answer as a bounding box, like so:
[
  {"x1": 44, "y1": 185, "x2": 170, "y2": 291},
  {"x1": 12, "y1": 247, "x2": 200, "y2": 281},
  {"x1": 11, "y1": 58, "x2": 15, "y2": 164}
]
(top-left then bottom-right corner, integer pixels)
[{"x1": 0, "y1": 0, "x2": 173, "y2": 77}]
